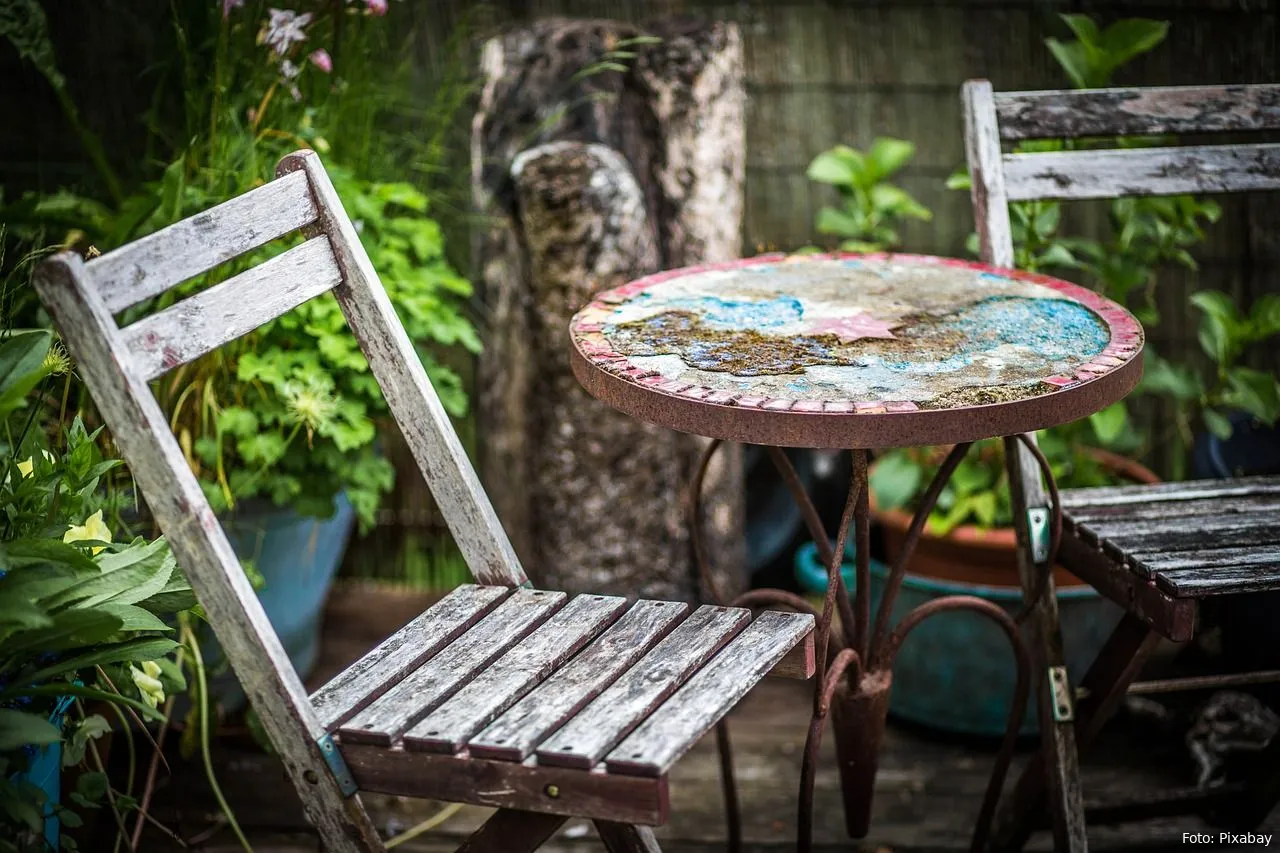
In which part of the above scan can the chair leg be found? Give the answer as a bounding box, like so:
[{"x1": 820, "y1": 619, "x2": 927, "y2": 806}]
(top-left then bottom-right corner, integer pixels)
[
  {"x1": 991, "y1": 611, "x2": 1160, "y2": 851},
  {"x1": 457, "y1": 809, "x2": 567, "y2": 852},
  {"x1": 1003, "y1": 436, "x2": 1088, "y2": 853},
  {"x1": 595, "y1": 821, "x2": 663, "y2": 852}
]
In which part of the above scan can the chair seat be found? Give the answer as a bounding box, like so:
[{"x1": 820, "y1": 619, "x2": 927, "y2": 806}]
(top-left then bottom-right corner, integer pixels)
[
  {"x1": 1061, "y1": 475, "x2": 1280, "y2": 599},
  {"x1": 308, "y1": 585, "x2": 814, "y2": 824}
]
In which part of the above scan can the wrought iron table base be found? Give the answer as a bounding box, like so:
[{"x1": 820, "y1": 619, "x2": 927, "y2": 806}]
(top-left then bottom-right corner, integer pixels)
[{"x1": 690, "y1": 436, "x2": 1068, "y2": 853}]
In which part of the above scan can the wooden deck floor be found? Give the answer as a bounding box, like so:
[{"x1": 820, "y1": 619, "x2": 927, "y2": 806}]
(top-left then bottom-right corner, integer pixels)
[{"x1": 133, "y1": 584, "x2": 1280, "y2": 852}]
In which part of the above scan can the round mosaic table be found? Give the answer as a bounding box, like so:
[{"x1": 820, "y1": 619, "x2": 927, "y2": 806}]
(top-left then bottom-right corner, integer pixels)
[
  {"x1": 567, "y1": 252, "x2": 1145, "y2": 852},
  {"x1": 569, "y1": 253, "x2": 1143, "y2": 449}
]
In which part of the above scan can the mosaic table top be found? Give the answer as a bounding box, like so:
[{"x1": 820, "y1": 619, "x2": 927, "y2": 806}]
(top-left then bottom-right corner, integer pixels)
[{"x1": 569, "y1": 253, "x2": 1144, "y2": 449}]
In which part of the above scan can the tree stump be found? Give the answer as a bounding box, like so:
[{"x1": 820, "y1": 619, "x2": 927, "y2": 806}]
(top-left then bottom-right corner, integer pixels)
[{"x1": 473, "y1": 17, "x2": 746, "y2": 600}]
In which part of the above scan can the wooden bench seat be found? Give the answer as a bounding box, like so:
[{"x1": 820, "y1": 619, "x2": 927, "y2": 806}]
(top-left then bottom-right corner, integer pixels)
[
  {"x1": 308, "y1": 585, "x2": 814, "y2": 824},
  {"x1": 1060, "y1": 476, "x2": 1280, "y2": 634}
]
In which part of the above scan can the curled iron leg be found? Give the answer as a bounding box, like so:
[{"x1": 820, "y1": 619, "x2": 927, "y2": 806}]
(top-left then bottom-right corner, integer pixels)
[
  {"x1": 882, "y1": 595, "x2": 1033, "y2": 853},
  {"x1": 765, "y1": 446, "x2": 858, "y2": 651},
  {"x1": 690, "y1": 438, "x2": 732, "y2": 605},
  {"x1": 715, "y1": 719, "x2": 742, "y2": 853},
  {"x1": 852, "y1": 450, "x2": 872, "y2": 659},
  {"x1": 869, "y1": 442, "x2": 973, "y2": 668},
  {"x1": 798, "y1": 647, "x2": 862, "y2": 853}
]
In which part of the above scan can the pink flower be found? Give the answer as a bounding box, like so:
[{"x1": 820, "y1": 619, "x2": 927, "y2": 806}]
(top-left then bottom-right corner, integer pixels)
[
  {"x1": 222, "y1": 0, "x2": 245, "y2": 19},
  {"x1": 308, "y1": 49, "x2": 332, "y2": 73},
  {"x1": 364, "y1": 0, "x2": 388, "y2": 15},
  {"x1": 262, "y1": 8, "x2": 312, "y2": 55}
]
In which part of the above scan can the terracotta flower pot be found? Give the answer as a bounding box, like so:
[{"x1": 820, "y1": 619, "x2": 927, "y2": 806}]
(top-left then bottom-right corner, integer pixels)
[{"x1": 871, "y1": 447, "x2": 1160, "y2": 589}]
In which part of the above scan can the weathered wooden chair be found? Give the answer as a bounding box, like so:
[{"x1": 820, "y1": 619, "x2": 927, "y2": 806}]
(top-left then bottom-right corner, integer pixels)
[
  {"x1": 34, "y1": 150, "x2": 815, "y2": 853},
  {"x1": 963, "y1": 80, "x2": 1280, "y2": 851}
]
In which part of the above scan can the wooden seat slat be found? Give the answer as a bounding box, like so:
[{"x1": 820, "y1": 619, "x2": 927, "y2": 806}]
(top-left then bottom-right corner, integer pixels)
[
  {"x1": 1155, "y1": 563, "x2": 1280, "y2": 597},
  {"x1": 1065, "y1": 494, "x2": 1280, "y2": 526},
  {"x1": 1083, "y1": 519, "x2": 1280, "y2": 556},
  {"x1": 311, "y1": 584, "x2": 510, "y2": 731},
  {"x1": 536, "y1": 605, "x2": 751, "y2": 770},
  {"x1": 469, "y1": 600, "x2": 689, "y2": 762},
  {"x1": 339, "y1": 589, "x2": 565, "y2": 746},
  {"x1": 403, "y1": 594, "x2": 629, "y2": 754},
  {"x1": 605, "y1": 610, "x2": 815, "y2": 778},
  {"x1": 1060, "y1": 477, "x2": 1280, "y2": 509}
]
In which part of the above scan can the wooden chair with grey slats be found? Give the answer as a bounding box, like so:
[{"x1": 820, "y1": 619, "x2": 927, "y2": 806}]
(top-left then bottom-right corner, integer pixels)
[
  {"x1": 34, "y1": 149, "x2": 815, "y2": 853},
  {"x1": 962, "y1": 80, "x2": 1280, "y2": 852}
]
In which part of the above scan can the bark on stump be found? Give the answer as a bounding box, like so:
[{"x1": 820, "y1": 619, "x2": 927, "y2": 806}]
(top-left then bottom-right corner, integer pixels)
[{"x1": 473, "y1": 18, "x2": 746, "y2": 601}]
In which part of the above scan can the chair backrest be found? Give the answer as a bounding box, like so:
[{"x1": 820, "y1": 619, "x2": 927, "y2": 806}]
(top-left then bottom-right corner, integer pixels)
[
  {"x1": 33, "y1": 150, "x2": 525, "y2": 841},
  {"x1": 961, "y1": 81, "x2": 1280, "y2": 267}
]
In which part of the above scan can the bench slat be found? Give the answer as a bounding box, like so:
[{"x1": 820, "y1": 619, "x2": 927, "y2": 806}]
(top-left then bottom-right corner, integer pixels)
[
  {"x1": 469, "y1": 600, "x2": 688, "y2": 761},
  {"x1": 994, "y1": 85, "x2": 1280, "y2": 140},
  {"x1": 535, "y1": 605, "x2": 750, "y2": 770},
  {"x1": 1003, "y1": 144, "x2": 1280, "y2": 202},
  {"x1": 605, "y1": 610, "x2": 814, "y2": 777},
  {"x1": 1060, "y1": 476, "x2": 1280, "y2": 509},
  {"x1": 1091, "y1": 519, "x2": 1280, "y2": 556},
  {"x1": 1065, "y1": 493, "x2": 1280, "y2": 525},
  {"x1": 1131, "y1": 544, "x2": 1280, "y2": 574},
  {"x1": 89, "y1": 170, "x2": 318, "y2": 313},
  {"x1": 1155, "y1": 563, "x2": 1280, "y2": 597},
  {"x1": 123, "y1": 237, "x2": 341, "y2": 381},
  {"x1": 403, "y1": 594, "x2": 628, "y2": 754},
  {"x1": 310, "y1": 584, "x2": 509, "y2": 731},
  {"x1": 339, "y1": 589, "x2": 565, "y2": 746}
]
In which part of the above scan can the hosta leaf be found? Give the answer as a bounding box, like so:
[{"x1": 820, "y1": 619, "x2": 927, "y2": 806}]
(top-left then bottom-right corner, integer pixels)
[
  {"x1": 0, "y1": 709, "x2": 61, "y2": 750},
  {"x1": 25, "y1": 636, "x2": 179, "y2": 684}
]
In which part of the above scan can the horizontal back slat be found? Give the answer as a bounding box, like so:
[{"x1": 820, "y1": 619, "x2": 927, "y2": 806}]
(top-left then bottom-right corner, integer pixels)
[
  {"x1": 995, "y1": 84, "x2": 1280, "y2": 141},
  {"x1": 88, "y1": 170, "x2": 318, "y2": 313},
  {"x1": 1002, "y1": 143, "x2": 1280, "y2": 201},
  {"x1": 121, "y1": 237, "x2": 342, "y2": 381}
]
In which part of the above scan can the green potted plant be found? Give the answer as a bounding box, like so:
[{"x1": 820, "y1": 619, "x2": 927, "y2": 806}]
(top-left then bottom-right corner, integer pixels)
[
  {"x1": 2, "y1": 1, "x2": 479, "y2": 703},
  {"x1": 0, "y1": 328, "x2": 199, "y2": 850}
]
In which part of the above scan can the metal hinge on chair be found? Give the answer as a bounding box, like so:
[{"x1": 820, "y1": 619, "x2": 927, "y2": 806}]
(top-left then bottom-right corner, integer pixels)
[
  {"x1": 316, "y1": 733, "x2": 359, "y2": 797},
  {"x1": 1048, "y1": 665, "x2": 1075, "y2": 723},
  {"x1": 1027, "y1": 507, "x2": 1051, "y2": 564}
]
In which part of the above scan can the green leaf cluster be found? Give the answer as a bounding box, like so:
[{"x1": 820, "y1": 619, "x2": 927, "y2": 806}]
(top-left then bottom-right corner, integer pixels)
[
  {"x1": 0, "y1": 334, "x2": 193, "y2": 851},
  {"x1": 807, "y1": 138, "x2": 932, "y2": 253}
]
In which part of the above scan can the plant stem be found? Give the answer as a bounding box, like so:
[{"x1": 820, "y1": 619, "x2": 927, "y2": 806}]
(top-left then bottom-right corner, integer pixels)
[
  {"x1": 181, "y1": 616, "x2": 253, "y2": 853},
  {"x1": 78, "y1": 700, "x2": 138, "y2": 853}
]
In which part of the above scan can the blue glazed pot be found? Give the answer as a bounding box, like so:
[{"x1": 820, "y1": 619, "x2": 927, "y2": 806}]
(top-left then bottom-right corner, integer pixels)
[
  {"x1": 794, "y1": 540, "x2": 1122, "y2": 737},
  {"x1": 208, "y1": 493, "x2": 356, "y2": 711},
  {"x1": 8, "y1": 694, "x2": 74, "y2": 848}
]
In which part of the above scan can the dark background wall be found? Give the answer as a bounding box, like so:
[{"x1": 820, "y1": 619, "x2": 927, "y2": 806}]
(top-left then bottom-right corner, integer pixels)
[{"x1": 3, "y1": 1, "x2": 1277, "y2": 573}]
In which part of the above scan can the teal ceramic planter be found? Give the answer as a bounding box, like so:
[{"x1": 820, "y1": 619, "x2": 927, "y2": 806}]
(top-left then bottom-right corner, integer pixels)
[
  {"x1": 208, "y1": 493, "x2": 355, "y2": 711},
  {"x1": 9, "y1": 695, "x2": 74, "y2": 848},
  {"x1": 794, "y1": 540, "x2": 1121, "y2": 737}
]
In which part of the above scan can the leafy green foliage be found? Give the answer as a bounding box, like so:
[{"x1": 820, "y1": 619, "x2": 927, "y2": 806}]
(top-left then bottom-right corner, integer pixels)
[
  {"x1": 1046, "y1": 15, "x2": 1169, "y2": 90},
  {"x1": 871, "y1": 435, "x2": 1132, "y2": 534},
  {"x1": 2, "y1": 6, "x2": 478, "y2": 533},
  {"x1": 807, "y1": 138, "x2": 932, "y2": 252},
  {"x1": 0, "y1": 336, "x2": 194, "y2": 850},
  {"x1": 948, "y1": 14, "x2": 1277, "y2": 477}
]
